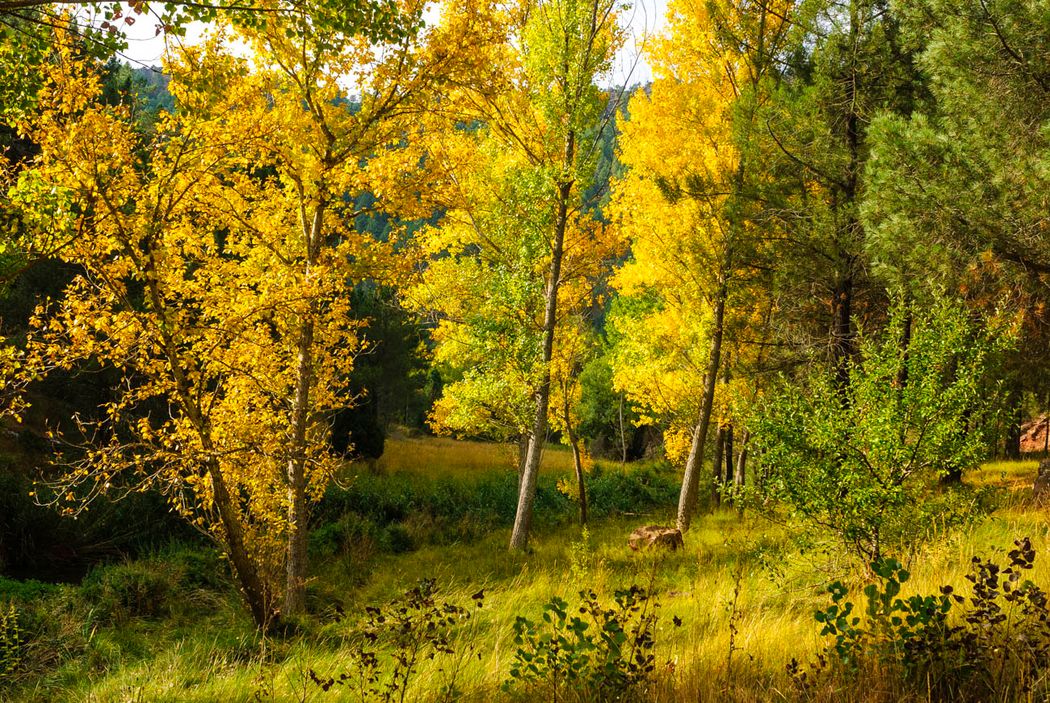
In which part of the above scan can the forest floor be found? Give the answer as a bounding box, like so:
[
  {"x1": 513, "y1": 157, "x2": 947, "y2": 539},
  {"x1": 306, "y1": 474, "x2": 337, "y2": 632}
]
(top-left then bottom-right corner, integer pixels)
[{"x1": 1, "y1": 442, "x2": 1048, "y2": 702}]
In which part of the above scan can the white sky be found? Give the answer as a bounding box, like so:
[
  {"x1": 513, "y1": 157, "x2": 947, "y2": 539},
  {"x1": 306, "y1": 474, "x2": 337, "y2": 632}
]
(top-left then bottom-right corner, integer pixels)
[{"x1": 114, "y1": 0, "x2": 667, "y2": 86}]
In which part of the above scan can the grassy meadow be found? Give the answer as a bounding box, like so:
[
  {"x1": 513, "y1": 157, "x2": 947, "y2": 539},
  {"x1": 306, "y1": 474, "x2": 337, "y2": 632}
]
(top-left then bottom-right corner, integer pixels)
[{"x1": 1, "y1": 443, "x2": 1048, "y2": 703}]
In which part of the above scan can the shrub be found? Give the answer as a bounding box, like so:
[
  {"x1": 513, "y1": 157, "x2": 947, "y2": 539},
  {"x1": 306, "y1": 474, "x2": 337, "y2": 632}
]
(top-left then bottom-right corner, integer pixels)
[
  {"x1": 0, "y1": 578, "x2": 56, "y2": 603},
  {"x1": 505, "y1": 585, "x2": 665, "y2": 702},
  {"x1": 81, "y1": 560, "x2": 173, "y2": 624},
  {"x1": 302, "y1": 579, "x2": 485, "y2": 703},
  {"x1": 752, "y1": 299, "x2": 1006, "y2": 562},
  {"x1": 797, "y1": 537, "x2": 1050, "y2": 701}
]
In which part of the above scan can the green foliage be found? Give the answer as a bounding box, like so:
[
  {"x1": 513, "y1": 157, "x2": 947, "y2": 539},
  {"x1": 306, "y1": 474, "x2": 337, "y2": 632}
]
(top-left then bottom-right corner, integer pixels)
[
  {"x1": 0, "y1": 602, "x2": 22, "y2": 682},
  {"x1": 798, "y1": 538, "x2": 1050, "y2": 701},
  {"x1": 752, "y1": 299, "x2": 1005, "y2": 561},
  {"x1": 0, "y1": 578, "x2": 55, "y2": 603},
  {"x1": 80, "y1": 547, "x2": 232, "y2": 625},
  {"x1": 576, "y1": 352, "x2": 641, "y2": 458},
  {"x1": 506, "y1": 585, "x2": 662, "y2": 701}
]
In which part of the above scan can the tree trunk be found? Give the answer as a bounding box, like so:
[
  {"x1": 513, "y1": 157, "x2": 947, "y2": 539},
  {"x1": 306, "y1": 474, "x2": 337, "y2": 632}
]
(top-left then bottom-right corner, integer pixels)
[
  {"x1": 676, "y1": 275, "x2": 728, "y2": 533},
  {"x1": 1043, "y1": 392, "x2": 1049, "y2": 458},
  {"x1": 711, "y1": 426, "x2": 726, "y2": 508},
  {"x1": 1005, "y1": 384, "x2": 1022, "y2": 460},
  {"x1": 831, "y1": 274, "x2": 855, "y2": 390},
  {"x1": 724, "y1": 423, "x2": 734, "y2": 484},
  {"x1": 618, "y1": 395, "x2": 628, "y2": 467},
  {"x1": 208, "y1": 462, "x2": 273, "y2": 629},
  {"x1": 562, "y1": 392, "x2": 587, "y2": 525},
  {"x1": 734, "y1": 429, "x2": 749, "y2": 488},
  {"x1": 284, "y1": 318, "x2": 314, "y2": 617},
  {"x1": 284, "y1": 202, "x2": 324, "y2": 616},
  {"x1": 510, "y1": 134, "x2": 575, "y2": 551},
  {"x1": 517, "y1": 434, "x2": 529, "y2": 484}
]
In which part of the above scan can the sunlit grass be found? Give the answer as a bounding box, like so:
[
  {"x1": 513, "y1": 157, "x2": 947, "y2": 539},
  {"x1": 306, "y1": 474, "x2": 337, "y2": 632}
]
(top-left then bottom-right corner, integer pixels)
[
  {"x1": 15, "y1": 451, "x2": 1050, "y2": 702},
  {"x1": 966, "y1": 458, "x2": 1039, "y2": 492},
  {"x1": 366, "y1": 435, "x2": 576, "y2": 479}
]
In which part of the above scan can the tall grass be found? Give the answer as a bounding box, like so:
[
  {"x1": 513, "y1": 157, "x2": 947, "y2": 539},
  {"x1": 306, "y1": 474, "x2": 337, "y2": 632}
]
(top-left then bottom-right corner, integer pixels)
[{"x1": 2, "y1": 443, "x2": 1047, "y2": 702}]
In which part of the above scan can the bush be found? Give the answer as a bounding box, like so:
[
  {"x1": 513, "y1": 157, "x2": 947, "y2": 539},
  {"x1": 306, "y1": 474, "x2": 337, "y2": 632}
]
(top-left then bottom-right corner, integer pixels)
[
  {"x1": 0, "y1": 578, "x2": 56, "y2": 603},
  {"x1": 752, "y1": 299, "x2": 1006, "y2": 562},
  {"x1": 81, "y1": 561, "x2": 173, "y2": 624},
  {"x1": 300, "y1": 579, "x2": 485, "y2": 702},
  {"x1": 505, "y1": 585, "x2": 666, "y2": 702},
  {"x1": 78, "y1": 547, "x2": 232, "y2": 625},
  {"x1": 796, "y1": 538, "x2": 1050, "y2": 701}
]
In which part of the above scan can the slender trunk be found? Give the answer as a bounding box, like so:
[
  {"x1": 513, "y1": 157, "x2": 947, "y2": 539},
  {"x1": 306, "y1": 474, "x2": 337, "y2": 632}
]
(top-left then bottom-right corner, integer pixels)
[
  {"x1": 509, "y1": 134, "x2": 575, "y2": 551},
  {"x1": 1043, "y1": 392, "x2": 1049, "y2": 458},
  {"x1": 1005, "y1": 384, "x2": 1022, "y2": 460},
  {"x1": 711, "y1": 426, "x2": 726, "y2": 508},
  {"x1": 832, "y1": 0, "x2": 862, "y2": 392},
  {"x1": 734, "y1": 430, "x2": 749, "y2": 488},
  {"x1": 208, "y1": 461, "x2": 273, "y2": 629},
  {"x1": 562, "y1": 392, "x2": 587, "y2": 525},
  {"x1": 831, "y1": 274, "x2": 855, "y2": 390},
  {"x1": 284, "y1": 202, "x2": 323, "y2": 616},
  {"x1": 284, "y1": 318, "x2": 314, "y2": 616},
  {"x1": 618, "y1": 395, "x2": 628, "y2": 467},
  {"x1": 676, "y1": 275, "x2": 728, "y2": 533},
  {"x1": 724, "y1": 423, "x2": 734, "y2": 484},
  {"x1": 517, "y1": 434, "x2": 529, "y2": 484}
]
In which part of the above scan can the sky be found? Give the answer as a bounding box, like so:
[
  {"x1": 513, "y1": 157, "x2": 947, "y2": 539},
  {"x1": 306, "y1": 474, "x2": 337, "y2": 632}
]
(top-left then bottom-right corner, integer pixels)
[{"x1": 115, "y1": 0, "x2": 667, "y2": 86}]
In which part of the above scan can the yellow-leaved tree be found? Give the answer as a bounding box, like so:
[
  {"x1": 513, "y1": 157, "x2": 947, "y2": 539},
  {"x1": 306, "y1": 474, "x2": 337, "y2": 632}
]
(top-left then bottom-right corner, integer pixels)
[
  {"x1": 610, "y1": 0, "x2": 793, "y2": 531},
  {"x1": 409, "y1": 0, "x2": 624, "y2": 548},
  {"x1": 9, "y1": 9, "x2": 463, "y2": 626}
]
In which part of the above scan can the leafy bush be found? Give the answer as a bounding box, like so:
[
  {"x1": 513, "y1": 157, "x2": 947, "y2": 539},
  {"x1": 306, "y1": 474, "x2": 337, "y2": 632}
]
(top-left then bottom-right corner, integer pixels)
[
  {"x1": 752, "y1": 300, "x2": 1006, "y2": 562},
  {"x1": 505, "y1": 585, "x2": 666, "y2": 702},
  {"x1": 795, "y1": 538, "x2": 1050, "y2": 701}
]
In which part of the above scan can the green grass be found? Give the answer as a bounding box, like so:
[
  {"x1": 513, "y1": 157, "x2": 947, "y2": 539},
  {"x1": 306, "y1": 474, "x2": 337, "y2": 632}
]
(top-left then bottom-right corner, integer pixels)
[{"x1": 2, "y1": 445, "x2": 1048, "y2": 702}]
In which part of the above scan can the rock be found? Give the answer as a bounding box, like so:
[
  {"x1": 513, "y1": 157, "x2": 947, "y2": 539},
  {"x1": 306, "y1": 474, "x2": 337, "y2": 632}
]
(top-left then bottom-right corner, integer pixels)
[
  {"x1": 1033, "y1": 460, "x2": 1050, "y2": 501},
  {"x1": 628, "y1": 525, "x2": 683, "y2": 551}
]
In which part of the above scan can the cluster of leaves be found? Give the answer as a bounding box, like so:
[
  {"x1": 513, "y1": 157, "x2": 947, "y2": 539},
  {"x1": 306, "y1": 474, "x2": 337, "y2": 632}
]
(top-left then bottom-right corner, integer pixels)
[
  {"x1": 793, "y1": 538, "x2": 1050, "y2": 701},
  {"x1": 506, "y1": 585, "x2": 668, "y2": 702},
  {"x1": 304, "y1": 579, "x2": 484, "y2": 703}
]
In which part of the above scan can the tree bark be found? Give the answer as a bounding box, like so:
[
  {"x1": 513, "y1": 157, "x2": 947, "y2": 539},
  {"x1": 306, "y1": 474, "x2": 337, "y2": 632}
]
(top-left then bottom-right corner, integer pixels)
[
  {"x1": 1044, "y1": 394, "x2": 1049, "y2": 458},
  {"x1": 208, "y1": 461, "x2": 273, "y2": 629},
  {"x1": 562, "y1": 391, "x2": 587, "y2": 525},
  {"x1": 618, "y1": 395, "x2": 628, "y2": 467},
  {"x1": 284, "y1": 201, "x2": 324, "y2": 616},
  {"x1": 517, "y1": 434, "x2": 529, "y2": 485},
  {"x1": 724, "y1": 423, "x2": 734, "y2": 484},
  {"x1": 284, "y1": 318, "x2": 314, "y2": 616},
  {"x1": 509, "y1": 134, "x2": 575, "y2": 551},
  {"x1": 676, "y1": 274, "x2": 728, "y2": 533},
  {"x1": 711, "y1": 426, "x2": 726, "y2": 508},
  {"x1": 734, "y1": 429, "x2": 749, "y2": 488}
]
